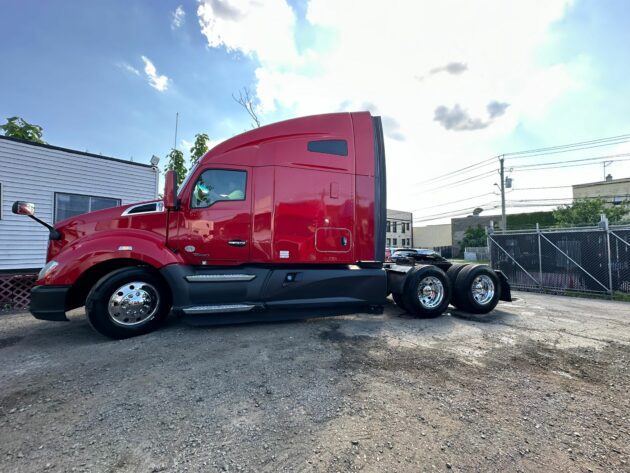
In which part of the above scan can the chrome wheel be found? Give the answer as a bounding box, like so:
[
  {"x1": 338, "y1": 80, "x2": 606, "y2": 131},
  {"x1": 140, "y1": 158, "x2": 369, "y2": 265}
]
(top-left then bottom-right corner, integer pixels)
[
  {"x1": 107, "y1": 281, "x2": 160, "y2": 327},
  {"x1": 416, "y1": 276, "x2": 444, "y2": 309},
  {"x1": 471, "y1": 275, "x2": 495, "y2": 305}
]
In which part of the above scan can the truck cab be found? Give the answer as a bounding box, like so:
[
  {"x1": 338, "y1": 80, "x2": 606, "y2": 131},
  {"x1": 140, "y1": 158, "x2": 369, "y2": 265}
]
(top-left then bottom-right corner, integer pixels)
[{"x1": 14, "y1": 112, "x2": 510, "y2": 339}]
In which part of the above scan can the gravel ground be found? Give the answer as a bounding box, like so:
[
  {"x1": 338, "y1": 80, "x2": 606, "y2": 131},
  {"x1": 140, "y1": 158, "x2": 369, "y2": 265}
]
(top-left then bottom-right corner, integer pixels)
[{"x1": 0, "y1": 292, "x2": 629, "y2": 473}]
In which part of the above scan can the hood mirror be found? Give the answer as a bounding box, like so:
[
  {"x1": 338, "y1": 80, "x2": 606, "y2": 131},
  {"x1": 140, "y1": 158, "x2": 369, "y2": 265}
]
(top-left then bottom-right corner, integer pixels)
[
  {"x1": 12, "y1": 200, "x2": 61, "y2": 240},
  {"x1": 12, "y1": 201, "x2": 35, "y2": 216}
]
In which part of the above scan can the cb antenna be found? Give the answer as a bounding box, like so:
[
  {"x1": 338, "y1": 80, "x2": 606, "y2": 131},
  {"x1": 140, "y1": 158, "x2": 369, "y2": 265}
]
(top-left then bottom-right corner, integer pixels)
[{"x1": 173, "y1": 112, "x2": 179, "y2": 149}]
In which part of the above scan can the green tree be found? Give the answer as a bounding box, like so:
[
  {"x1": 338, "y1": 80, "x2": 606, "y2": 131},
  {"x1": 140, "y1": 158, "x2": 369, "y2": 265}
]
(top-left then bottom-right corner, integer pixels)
[
  {"x1": 553, "y1": 198, "x2": 627, "y2": 226},
  {"x1": 189, "y1": 133, "x2": 210, "y2": 165},
  {"x1": 460, "y1": 225, "x2": 487, "y2": 249},
  {"x1": 1, "y1": 116, "x2": 45, "y2": 143},
  {"x1": 164, "y1": 148, "x2": 187, "y2": 186}
]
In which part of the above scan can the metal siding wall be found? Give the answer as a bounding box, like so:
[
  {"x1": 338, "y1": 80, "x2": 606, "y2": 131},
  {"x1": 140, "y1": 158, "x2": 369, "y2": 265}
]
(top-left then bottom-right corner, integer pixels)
[{"x1": 0, "y1": 139, "x2": 158, "y2": 271}]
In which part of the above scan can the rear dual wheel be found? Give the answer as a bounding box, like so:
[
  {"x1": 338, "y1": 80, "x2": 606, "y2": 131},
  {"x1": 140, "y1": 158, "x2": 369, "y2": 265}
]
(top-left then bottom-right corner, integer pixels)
[
  {"x1": 395, "y1": 265, "x2": 452, "y2": 318},
  {"x1": 450, "y1": 264, "x2": 500, "y2": 314}
]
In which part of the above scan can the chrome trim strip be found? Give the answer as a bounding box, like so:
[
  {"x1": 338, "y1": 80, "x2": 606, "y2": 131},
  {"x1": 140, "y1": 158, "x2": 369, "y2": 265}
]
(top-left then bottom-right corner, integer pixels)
[
  {"x1": 185, "y1": 274, "x2": 256, "y2": 282},
  {"x1": 121, "y1": 201, "x2": 164, "y2": 217},
  {"x1": 182, "y1": 304, "x2": 255, "y2": 314}
]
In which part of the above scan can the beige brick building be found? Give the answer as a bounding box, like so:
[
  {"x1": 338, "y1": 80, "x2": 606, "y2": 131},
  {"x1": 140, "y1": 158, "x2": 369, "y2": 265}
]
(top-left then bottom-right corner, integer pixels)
[
  {"x1": 412, "y1": 223, "x2": 452, "y2": 248},
  {"x1": 572, "y1": 176, "x2": 630, "y2": 205}
]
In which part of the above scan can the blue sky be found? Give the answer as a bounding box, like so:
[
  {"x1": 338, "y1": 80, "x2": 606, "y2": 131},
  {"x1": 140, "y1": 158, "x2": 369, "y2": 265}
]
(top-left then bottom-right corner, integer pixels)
[{"x1": 2, "y1": 0, "x2": 630, "y2": 219}]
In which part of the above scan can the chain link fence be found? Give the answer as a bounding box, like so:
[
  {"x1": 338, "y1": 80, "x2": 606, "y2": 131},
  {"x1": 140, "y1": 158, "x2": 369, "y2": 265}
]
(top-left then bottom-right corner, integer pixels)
[{"x1": 488, "y1": 221, "x2": 630, "y2": 298}]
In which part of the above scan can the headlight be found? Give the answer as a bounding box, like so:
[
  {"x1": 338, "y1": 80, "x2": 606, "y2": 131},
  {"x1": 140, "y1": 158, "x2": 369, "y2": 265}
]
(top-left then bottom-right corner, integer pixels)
[{"x1": 38, "y1": 260, "x2": 59, "y2": 280}]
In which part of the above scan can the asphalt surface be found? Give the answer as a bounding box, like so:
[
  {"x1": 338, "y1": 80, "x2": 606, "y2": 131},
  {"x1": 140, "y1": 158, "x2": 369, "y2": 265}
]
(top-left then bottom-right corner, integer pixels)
[{"x1": 0, "y1": 292, "x2": 629, "y2": 472}]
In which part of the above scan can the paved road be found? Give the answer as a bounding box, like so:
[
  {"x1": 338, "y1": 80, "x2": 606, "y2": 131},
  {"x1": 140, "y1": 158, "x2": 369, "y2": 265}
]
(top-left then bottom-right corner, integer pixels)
[{"x1": 1, "y1": 293, "x2": 629, "y2": 472}]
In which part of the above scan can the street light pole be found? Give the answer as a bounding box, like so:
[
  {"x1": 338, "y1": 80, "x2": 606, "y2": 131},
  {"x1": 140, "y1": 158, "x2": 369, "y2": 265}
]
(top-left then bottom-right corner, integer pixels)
[{"x1": 499, "y1": 155, "x2": 506, "y2": 231}]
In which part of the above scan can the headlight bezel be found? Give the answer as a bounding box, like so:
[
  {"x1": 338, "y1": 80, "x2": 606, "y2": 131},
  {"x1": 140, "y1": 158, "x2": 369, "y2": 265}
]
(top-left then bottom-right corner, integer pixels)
[{"x1": 38, "y1": 260, "x2": 59, "y2": 280}]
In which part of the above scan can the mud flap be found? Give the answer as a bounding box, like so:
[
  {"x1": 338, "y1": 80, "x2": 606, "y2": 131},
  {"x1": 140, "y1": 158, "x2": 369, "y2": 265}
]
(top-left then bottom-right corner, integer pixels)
[{"x1": 494, "y1": 270, "x2": 512, "y2": 302}]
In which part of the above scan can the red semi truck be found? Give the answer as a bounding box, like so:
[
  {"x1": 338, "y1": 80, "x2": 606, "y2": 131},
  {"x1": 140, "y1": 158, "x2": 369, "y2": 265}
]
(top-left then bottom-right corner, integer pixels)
[{"x1": 13, "y1": 112, "x2": 511, "y2": 339}]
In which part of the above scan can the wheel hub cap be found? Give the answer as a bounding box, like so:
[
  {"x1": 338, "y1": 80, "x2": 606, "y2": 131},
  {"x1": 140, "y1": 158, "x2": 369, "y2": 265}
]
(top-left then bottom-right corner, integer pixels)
[
  {"x1": 471, "y1": 275, "x2": 495, "y2": 305},
  {"x1": 108, "y1": 281, "x2": 160, "y2": 327},
  {"x1": 416, "y1": 276, "x2": 444, "y2": 309}
]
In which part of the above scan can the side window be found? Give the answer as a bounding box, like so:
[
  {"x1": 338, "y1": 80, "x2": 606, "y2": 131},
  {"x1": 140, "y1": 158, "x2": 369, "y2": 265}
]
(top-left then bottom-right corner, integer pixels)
[
  {"x1": 191, "y1": 169, "x2": 247, "y2": 208},
  {"x1": 307, "y1": 139, "x2": 348, "y2": 156}
]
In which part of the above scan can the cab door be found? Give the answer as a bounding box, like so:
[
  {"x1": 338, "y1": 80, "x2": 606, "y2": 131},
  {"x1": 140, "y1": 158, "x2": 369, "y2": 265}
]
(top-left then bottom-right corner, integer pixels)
[{"x1": 177, "y1": 165, "x2": 252, "y2": 265}]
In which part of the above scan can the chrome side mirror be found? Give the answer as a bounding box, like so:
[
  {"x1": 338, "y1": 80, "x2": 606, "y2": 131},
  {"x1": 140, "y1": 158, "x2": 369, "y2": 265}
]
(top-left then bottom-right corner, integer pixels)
[
  {"x1": 12, "y1": 200, "x2": 61, "y2": 240},
  {"x1": 12, "y1": 201, "x2": 35, "y2": 216}
]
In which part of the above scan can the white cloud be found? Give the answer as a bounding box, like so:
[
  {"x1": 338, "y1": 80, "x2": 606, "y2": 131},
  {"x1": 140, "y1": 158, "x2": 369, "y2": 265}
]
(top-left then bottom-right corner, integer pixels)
[
  {"x1": 197, "y1": 0, "x2": 298, "y2": 64},
  {"x1": 141, "y1": 56, "x2": 170, "y2": 92},
  {"x1": 119, "y1": 63, "x2": 140, "y2": 76},
  {"x1": 196, "y1": 0, "x2": 581, "y2": 210},
  {"x1": 172, "y1": 5, "x2": 186, "y2": 29}
]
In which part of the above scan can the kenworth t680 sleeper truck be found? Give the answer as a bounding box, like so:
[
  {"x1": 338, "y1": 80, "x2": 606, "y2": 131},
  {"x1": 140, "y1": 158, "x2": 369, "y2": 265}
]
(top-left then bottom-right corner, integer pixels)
[{"x1": 13, "y1": 112, "x2": 511, "y2": 339}]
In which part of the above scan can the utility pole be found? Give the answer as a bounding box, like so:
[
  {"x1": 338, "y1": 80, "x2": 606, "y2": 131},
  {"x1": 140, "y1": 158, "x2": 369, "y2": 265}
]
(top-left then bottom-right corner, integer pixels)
[{"x1": 499, "y1": 155, "x2": 506, "y2": 231}]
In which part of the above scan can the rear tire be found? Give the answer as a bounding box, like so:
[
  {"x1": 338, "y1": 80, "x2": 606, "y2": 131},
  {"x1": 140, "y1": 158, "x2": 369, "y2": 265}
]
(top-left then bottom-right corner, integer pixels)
[
  {"x1": 447, "y1": 263, "x2": 469, "y2": 307},
  {"x1": 452, "y1": 265, "x2": 500, "y2": 314},
  {"x1": 402, "y1": 265, "x2": 451, "y2": 319},
  {"x1": 86, "y1": 267, "x2": 171, "y2": 339}
]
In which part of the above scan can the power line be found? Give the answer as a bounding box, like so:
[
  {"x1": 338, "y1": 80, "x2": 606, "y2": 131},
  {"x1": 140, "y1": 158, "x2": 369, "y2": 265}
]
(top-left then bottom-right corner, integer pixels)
[
  {"x1": 504, "y1": 139, "x2": 630, "y2": 161},
  {"x1": 512, "y1": 185, "x2": 572, "y2": 190},
  {"x1": 413, "y1": 201, "x2": 499, "y2": 221},
  {"x1": 413, "y1": 156, "x2": 497, "y2": 186},
  {"x1": 511, "y1": 152, "x2": 630, "y2": 169},
  {"x1": 512, "y1": 156, "x2": 630, "y2": 172},
  {"x1": 410, "y1": 192, "x2": 497, "y2": 212},
  {"x1": 508, "y1": 194, "x2": 629, "y2": 203},
  {"x1": 412, "y1": 169, "x2": 496, "y2": 194},
  {"x1": 503, "y1": 133, "x2": 630, "y2": 158}
]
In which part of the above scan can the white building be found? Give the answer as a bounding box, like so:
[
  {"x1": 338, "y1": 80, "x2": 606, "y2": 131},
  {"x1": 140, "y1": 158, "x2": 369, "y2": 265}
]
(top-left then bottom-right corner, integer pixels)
[
  {"x1": 0, "y1": 136, "x2": 159, "y2": 272},
  {"x1": 386, "y1": 209, "x2": 413, "y2": 248}
]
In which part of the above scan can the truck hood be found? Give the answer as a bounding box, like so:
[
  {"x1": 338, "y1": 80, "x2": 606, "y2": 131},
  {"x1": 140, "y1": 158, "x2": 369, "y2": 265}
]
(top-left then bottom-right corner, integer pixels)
[{"x1": 48, "y1": 200, "x2": 168, "y2": 260}]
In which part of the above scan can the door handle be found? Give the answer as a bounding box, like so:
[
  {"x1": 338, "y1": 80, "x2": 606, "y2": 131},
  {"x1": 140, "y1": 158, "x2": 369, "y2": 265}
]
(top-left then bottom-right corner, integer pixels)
[{"x1": 228, "y1": 240, "x2": 247, "y2": 247}]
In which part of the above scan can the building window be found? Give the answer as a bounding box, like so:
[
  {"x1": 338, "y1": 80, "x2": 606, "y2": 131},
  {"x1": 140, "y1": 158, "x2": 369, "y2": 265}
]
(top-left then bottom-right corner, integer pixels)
[
  {"x1": 386, "y1": 238, "x2": 391, "y2": 246},
  {"x1": 407, "y1": 238, "x2": 411, "y2": 246},
  {"x1": 192, "y1": 169, "x2": 247, "y2": 208},
  {"x1": 54, "y1": 193, "x2": 121, "y2": 223},
  {"x1": 401, "y1": 223, "x2": 405, "y2": 233},
  {"x1": 393, "y1": 221, "x2": 397, "y2": 232},
  {"x1": 407, "y1": 222, "x2": 410, "y2": 231},
  {"x1": 386, "y1": 220, "x2": 391, "y2": 232},
  {"x1": 393, "y1": 238, "x2": 397, "y2": 246}
]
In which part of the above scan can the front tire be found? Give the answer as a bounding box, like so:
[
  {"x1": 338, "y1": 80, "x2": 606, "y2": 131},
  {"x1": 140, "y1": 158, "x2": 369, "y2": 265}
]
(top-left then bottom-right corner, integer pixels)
[
  {"x1": 402, "y1": 265, "x2": 451, "y2": 318},
  {"x1": 86, "y1": 267, "x2": 171, "y2": 339},
  {"x1": 452, "y1": 265, "x2": 500, "y2": 314}
]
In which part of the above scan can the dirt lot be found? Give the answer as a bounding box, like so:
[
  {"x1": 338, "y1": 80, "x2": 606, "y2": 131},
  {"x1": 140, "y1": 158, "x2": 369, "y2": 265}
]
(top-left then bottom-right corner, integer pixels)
[{"x1": 0, "y1": 292, "x2": 629, "y2": 473}]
